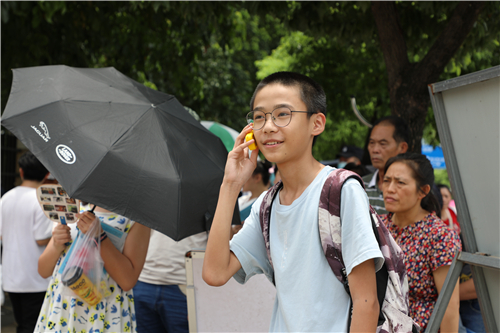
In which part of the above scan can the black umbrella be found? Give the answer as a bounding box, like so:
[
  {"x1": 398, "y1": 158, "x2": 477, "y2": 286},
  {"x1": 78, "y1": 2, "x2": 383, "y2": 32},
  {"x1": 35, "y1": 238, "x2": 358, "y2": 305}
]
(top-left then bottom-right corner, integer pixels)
[{"x1": 1, "y1": 65, "x2": 239, "y2": 240}]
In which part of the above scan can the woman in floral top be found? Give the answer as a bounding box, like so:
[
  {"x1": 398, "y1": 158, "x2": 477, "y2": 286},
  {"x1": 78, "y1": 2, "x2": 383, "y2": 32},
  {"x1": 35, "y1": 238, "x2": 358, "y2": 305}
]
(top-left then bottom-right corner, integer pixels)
[
  {"x1": 381, "y1": 153, "x2": 461, "y2": 332},
  {"x1": 36, "y1": 205, "x2": 150, "y2": 333}
]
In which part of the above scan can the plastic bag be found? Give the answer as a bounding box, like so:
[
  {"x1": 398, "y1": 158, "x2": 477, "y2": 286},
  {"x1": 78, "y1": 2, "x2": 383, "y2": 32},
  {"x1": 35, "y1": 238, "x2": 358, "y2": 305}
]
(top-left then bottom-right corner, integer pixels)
[{"x1": 61, "y1": 216, "x2": 105, "y2": 306}]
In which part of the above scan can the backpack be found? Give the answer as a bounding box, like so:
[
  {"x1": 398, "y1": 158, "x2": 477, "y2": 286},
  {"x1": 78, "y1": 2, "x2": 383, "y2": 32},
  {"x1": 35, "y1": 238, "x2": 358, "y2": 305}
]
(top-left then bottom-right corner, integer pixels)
[{"x1": 259, "y1": 168, "x2": 420, "y2": 333}]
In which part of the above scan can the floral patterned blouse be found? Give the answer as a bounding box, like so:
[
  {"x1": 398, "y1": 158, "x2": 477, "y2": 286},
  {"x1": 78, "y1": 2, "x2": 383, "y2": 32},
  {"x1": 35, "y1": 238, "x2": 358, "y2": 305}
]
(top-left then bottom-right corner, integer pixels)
[
  {"x1": 35, "y1": 209, "x2": 137, "y2": 333},
  {"x1": 381, "y1": 212, "x2": 461, "y2": 331}
]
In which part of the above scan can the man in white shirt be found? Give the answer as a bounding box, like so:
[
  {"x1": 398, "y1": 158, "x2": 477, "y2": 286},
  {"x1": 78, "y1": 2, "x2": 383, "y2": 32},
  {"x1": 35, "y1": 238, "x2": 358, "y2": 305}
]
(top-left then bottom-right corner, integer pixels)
[
  {"x1": 0, "y1": 152, "x2": 52, "y2": 333},
  {"x1": 133, "y1": 230, "x2": 207, "y2": 333}
]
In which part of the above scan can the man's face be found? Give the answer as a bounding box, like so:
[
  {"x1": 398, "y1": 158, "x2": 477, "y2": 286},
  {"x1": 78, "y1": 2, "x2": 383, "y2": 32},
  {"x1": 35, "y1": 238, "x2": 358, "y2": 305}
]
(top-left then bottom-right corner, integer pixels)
[
  {"x1": 252, "y1": 83, "x2": 323, "y2": 165},
  {"x1": 368, "y1": 124, "x2": 407, "y2": 171}
]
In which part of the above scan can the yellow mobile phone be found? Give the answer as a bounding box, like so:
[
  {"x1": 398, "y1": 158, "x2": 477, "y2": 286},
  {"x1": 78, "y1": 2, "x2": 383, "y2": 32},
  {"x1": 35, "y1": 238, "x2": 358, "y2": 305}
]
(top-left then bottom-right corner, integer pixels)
[{"x1": 245, "y1": 131, "x2": 257, "y2": 150}]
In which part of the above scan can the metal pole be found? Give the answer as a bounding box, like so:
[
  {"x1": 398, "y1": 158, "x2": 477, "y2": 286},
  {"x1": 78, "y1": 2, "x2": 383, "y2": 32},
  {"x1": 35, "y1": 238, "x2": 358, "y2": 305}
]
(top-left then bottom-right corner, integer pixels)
[{"x1": 425, "y1": 251, "x2": 463, "y2": 333}]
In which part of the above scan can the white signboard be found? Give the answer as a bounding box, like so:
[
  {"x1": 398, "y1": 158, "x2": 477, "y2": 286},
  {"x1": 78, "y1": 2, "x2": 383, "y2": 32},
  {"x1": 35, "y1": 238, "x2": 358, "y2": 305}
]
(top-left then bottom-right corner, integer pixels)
[
  {"x1": 186, "y1": 250, "x2": 276, "y2": 332},
  {"x1": 430, "y1": 66, "x2": 500, "y2": 330}
]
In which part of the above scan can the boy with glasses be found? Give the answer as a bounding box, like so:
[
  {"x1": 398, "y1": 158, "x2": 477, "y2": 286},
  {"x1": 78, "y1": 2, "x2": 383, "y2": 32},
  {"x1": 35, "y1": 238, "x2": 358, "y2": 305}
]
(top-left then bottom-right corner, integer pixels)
[{"x1": 203, "y1": 72, "x2": 383, "y2": 332}]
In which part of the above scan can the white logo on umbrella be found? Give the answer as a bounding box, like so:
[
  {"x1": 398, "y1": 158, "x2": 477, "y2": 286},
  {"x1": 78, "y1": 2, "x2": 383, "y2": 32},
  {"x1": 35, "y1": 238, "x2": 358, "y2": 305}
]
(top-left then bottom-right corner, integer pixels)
[
  {"x1": 39, "y1": 121, "x2": 51, "y2": 139},
  {"x1": 31, "y1": 121, "x2": 51, "y2": 142},
  {"x1": 56, "y1": 145, "x2": 76, "y2": 164}
]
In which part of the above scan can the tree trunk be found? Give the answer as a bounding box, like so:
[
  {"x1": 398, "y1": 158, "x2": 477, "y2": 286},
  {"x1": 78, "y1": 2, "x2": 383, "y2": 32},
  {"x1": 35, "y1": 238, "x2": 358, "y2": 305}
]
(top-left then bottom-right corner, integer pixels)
[{"x1": 371, "y1": 1, "x2": 486, "y2": 153}]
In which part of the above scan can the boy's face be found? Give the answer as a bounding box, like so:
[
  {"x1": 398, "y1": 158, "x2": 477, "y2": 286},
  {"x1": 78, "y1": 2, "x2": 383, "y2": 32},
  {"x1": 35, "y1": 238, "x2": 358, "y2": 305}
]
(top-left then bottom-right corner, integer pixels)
[{"x1": 251, "y1": 83, "x2": 324, "y2": 164}]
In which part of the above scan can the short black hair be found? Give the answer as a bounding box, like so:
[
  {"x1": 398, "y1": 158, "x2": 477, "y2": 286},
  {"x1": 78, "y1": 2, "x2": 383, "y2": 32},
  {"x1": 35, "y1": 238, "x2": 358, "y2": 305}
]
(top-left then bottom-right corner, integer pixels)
[
  {"x1": 253, "y1": 160, "x2": 273, "y2": 186},
  {"x1": 250, "y1": 72, "x2": 327, "y2": 145},
  {"x1": 372, "y1": 115, "x2": 409, "y2": 144},
  {"x1": 18, "y1": 151, "x2": 48, "y2": 181},
  {"x1": 250, "y1": 72, "x2": 327, "y2": 116}
]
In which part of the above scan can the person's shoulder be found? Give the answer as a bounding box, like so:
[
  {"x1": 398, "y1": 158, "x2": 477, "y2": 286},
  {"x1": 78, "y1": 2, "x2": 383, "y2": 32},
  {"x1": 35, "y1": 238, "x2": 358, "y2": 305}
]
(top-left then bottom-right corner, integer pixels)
[
  {"x1": 424, "y1": 213, "x2": 460, "y2": 240},
  {"x1": 362, "y1": 172, "x2": 375, "y2": 183},
  {"x1": 341, "y1": 177, "x2": 365, "y2": 194},
  {"x1": 2, "y1": 186, "x2": 32, "y2": 202},
  {"x1": 0, "y1": 187, "x2": 16, "y2": 200}
]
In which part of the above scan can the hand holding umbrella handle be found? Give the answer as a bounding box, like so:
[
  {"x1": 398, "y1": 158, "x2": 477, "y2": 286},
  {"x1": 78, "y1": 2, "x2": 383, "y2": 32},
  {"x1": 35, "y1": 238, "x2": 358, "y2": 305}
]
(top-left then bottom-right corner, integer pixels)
[{"x1": 76, "y1": 211, "x2": 99, "y2": 235}]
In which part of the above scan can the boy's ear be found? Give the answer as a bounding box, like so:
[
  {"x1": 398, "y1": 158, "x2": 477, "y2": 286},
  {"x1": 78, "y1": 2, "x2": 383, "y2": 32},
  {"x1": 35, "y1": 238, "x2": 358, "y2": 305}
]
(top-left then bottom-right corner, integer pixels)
[{"x1": 311, "y1": 112, "x2": 326, "y2": 136}]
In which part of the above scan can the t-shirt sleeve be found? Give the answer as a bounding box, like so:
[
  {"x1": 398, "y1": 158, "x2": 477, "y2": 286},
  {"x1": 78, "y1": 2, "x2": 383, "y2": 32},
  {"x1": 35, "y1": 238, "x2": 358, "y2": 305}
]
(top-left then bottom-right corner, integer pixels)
[
  {"x1": 32, "y1": 199, "x2": 53, "y2": 241},
  {"x1": 429, "y1": 225, "x2": 462, "y2": 272},
  {"x1": 230, "y1": 194, "x2": 274, "y2": 285},
  {"x1": 341, "y1": 178, "x2": 384, "y2": 276}
]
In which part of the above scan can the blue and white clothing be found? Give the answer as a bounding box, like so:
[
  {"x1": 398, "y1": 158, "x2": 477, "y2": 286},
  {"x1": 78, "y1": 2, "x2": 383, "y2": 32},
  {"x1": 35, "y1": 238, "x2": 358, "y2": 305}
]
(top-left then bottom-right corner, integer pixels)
[
  {"x1": 230, "y1": 166, "x2": 384, "y2": 332},
  {"x1": 35, "y1": 209, "x2": 137, "y2": 333}
]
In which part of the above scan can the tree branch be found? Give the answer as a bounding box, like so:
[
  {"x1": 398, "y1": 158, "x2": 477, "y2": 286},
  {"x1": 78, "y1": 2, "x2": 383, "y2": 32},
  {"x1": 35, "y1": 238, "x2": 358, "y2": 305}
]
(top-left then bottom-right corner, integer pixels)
[
  {"x1": 371, "y1": 2, "x2": 409, "y2": 91},
  {"x1": 417, "y1": 1, "x2": 486, "y2": 84}
]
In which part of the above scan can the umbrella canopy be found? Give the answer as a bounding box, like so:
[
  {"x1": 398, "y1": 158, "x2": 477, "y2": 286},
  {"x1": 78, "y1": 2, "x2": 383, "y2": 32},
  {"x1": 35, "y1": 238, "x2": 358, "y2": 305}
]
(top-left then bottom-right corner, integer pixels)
[
  {"x1": 1, "y1": 65, "x2": 239, "y2": 240},
  {"x1": 200, "y1": 121, "x2": 239, "y2": 152}
]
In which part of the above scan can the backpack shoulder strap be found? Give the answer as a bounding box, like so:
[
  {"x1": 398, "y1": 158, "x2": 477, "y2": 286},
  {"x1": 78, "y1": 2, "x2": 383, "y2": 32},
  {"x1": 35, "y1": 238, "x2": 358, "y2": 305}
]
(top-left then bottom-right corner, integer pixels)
[
  {"x1": 259, "y1": 180, "x2": 283, "y2": 269},
  {"x1": 319, "y1": 168, "x2": 365, "y2": 294}
]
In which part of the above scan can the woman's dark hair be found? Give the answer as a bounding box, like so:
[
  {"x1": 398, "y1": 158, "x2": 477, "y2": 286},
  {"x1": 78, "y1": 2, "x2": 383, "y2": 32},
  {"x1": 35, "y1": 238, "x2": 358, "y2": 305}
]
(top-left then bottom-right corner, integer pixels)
[
  {"x1": 437, "y1": 184, "x2": 452, "y2": 194},
  {"x1": 384, "y1": 152, "x2": 441, "y2": 216},
  {"x1": 253, "y1": 160, "x2": 273, "y2": 186}
]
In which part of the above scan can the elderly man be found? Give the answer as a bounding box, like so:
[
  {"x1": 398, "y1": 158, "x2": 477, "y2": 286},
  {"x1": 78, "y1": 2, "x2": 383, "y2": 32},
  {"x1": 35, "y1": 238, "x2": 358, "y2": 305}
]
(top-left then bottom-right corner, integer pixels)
[{"x1": 362, "y1": 116, "x2": 409, "y2": 214}]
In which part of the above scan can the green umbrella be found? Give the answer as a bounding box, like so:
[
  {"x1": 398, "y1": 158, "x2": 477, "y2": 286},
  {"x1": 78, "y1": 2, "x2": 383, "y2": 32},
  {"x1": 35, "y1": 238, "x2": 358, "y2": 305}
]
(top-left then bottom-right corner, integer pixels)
[{"x1": 201, "y1": 121, "x2": 240, "y2": 152}]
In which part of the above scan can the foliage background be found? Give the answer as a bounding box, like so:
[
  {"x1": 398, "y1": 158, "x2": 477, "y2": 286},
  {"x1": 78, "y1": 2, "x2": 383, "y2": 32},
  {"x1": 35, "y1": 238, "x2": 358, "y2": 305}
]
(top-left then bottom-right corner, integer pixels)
[{"x1": 2, "y1": 1, "x2": 499, "y2": 168}]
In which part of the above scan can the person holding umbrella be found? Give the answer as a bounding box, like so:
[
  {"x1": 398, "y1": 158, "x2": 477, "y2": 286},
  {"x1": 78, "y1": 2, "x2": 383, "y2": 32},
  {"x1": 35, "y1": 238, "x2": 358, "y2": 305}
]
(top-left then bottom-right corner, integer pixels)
[{"x1": 35, "y1": 205, "x2": 150, "y2": 333}]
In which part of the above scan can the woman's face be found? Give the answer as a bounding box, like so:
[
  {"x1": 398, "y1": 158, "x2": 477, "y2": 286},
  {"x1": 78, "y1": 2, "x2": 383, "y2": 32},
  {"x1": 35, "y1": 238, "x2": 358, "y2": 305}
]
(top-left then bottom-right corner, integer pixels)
[
  {"x1": 440, "y1": 187, "x2": 452, "y2": 209},
  {"x1": 382, "y1": 162, "x2": 427, "y2": 214}
]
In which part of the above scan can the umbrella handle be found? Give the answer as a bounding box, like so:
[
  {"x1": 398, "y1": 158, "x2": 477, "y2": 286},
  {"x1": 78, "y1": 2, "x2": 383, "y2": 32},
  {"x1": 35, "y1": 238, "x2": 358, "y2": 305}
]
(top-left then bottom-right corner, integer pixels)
[{"x1": 90, "y1": 205, "x2": 96, "y2": 213}]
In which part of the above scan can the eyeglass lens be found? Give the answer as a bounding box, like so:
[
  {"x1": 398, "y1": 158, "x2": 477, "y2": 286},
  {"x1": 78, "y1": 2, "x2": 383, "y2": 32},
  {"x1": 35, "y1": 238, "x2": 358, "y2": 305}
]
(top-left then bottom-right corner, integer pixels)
[{"x1": 247, "y1": 107, "x2": 292, "y2": 130}]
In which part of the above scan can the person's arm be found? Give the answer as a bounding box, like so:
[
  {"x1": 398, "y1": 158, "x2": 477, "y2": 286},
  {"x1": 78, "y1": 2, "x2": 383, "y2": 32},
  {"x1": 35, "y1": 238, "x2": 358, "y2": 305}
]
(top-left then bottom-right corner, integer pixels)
[
  {"x1": 348, "y1": 259, "x2": 379, "y2": 332},
  {"x1": 433, "y1": 265, "x2": 460, "y2": 333},
  {"x1": 33, "y1": 202, "x2": 54, "y2": 247},
  {"x1": 76, "y1": 212, "x2": 150, "y2": 291},
  {"x1": 459, "y1": 278, "x2": 477, "y2": 301},
  {"x1": 38, "y1": 223, "x2": 72, "y2": 278},
  {"x1": 203, "y1": 125, "x2": 258, "y2": 286},
  {"x1": 36, "y1": 237, "x2": 51, "y2": 246}
]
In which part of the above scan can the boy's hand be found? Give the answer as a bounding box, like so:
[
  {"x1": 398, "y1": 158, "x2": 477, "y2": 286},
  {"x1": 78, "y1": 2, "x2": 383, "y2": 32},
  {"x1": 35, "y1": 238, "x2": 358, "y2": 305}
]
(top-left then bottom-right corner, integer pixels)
[
  {"x1": 76, "y1": 211, "x2": 100, "y2": 235},
  {"x1": 224, "y1": 124, "x2": 259, "y2": 187},
  {"x1": 52, "y1": 223, "x2": 72, "y2": 251}
]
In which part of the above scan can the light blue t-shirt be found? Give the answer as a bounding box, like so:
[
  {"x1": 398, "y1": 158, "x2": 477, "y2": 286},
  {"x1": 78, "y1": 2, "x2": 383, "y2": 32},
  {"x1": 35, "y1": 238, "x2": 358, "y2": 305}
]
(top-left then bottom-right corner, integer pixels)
[{"x1": 230, "y1": 166, "x2": 384, "y2": 332}]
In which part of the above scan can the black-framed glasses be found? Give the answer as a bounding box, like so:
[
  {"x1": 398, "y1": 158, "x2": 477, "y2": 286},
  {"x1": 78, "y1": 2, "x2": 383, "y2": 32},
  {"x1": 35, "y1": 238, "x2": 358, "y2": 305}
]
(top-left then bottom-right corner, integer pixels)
[{"x1": 246, "y1": 107, "x2": 315, "y2": 130}]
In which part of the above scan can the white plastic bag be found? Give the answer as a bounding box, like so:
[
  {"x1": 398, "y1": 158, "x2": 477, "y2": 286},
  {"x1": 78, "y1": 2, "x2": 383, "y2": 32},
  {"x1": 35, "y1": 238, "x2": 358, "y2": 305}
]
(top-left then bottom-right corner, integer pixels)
[{"x1": 61, "y1": 216, "x2": 105, "y2": 306}]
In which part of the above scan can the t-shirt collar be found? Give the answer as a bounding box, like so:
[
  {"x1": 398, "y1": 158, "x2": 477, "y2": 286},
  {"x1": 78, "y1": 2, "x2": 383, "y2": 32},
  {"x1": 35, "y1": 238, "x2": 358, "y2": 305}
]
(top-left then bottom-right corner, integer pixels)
[{"x1": 368, "y1": 170, "x2": 379, "y2": 188}]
